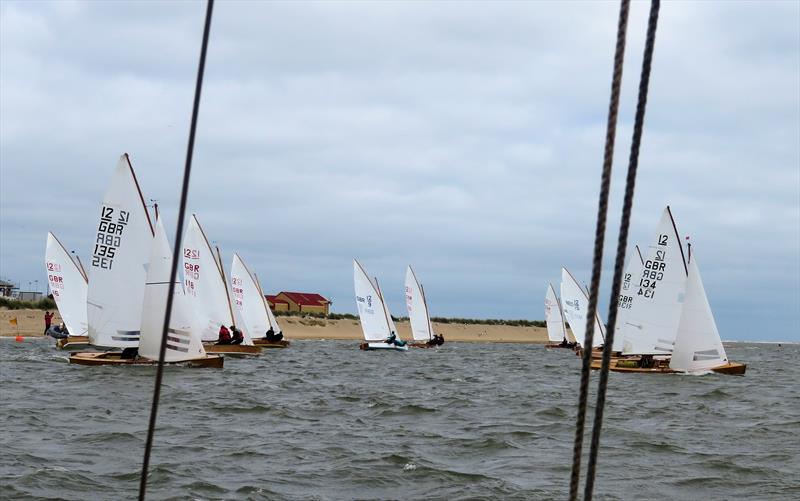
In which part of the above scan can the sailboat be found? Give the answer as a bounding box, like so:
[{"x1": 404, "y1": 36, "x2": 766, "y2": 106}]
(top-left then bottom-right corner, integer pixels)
[
  {"x1": 45, "y1": 233, "x2": 90, "y2": 349},
  {"x1": 593, "y1": 250, "x2": 746, "y2": 375},
  {"x1": 85, "y1": 154, "x2": 154, "y2": 350},
  {"x1": 544, "y1": 282, "x2": 575, "y2": 349},
  {"x1": 229, "y1": 253, "x2": 290, "y2": 348},
  {"x1": 70, "y1": 216, "x2": 223, "y2": 367},
  {"x1": 354, "y1": 260, "x2": 408, "y2": 351},
  {"x1": 609, "y1": 245, "x2": 644, "y2": 354},
  {"x1": 182, "y1": 215, "x2": 260, "y2": 355},
  {"x1": 404, "y1": 265, "x2": 442, "y2": 348},
  {"x1": 560, "y1": 267, "x2": 606, "y2": 352}
]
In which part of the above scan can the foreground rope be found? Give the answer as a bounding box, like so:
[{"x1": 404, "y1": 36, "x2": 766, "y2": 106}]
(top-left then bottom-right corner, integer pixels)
[
  {"x1": 583, "y1": 2, "x2": 661, "y2": 499},
  {"x1": 569, "y1": 1, "x2": 630, "y2": 499},
  {"x1": 139, "y1": 1, "x2": 214, "y2": 499}
]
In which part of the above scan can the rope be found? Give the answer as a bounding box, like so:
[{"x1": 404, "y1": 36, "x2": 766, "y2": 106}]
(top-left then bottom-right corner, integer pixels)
[
  {"x1": 583, "y1": 2, "x2": 661, "y2": 499},
  {"x1": 138, "y1": 1, "x2": 214, "y2": 499},
  {"x1": 568, "y1": 1, "x2": 630, "y2": 499}
]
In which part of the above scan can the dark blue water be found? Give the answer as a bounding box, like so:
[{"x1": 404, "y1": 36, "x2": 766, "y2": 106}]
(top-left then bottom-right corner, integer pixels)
[{"x1": 1, "y1": 339, "x2": 797, "y2": 500}]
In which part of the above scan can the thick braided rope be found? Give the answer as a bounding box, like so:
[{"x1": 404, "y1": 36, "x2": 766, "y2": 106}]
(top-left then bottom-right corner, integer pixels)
[
  {"x1": 568, "y1": 1, "x2": 630, "y2": 499},
  {"x1": 139, "y1": 1, "x2": 214, "y2": 499},
  {"x1": 583, "y1": 2, "x2": 661, "y2": 499}
]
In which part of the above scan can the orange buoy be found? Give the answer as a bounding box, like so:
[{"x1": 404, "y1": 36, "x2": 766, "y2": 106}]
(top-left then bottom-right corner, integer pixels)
[{"x1": 15, "y1": 336, "x2": 24, "y2": 342}]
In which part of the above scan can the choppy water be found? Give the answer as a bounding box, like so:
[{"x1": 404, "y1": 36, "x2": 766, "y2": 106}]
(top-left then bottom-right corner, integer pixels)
[{"x1": 1, "y1": 339, "x2": 798, "y2": 500}]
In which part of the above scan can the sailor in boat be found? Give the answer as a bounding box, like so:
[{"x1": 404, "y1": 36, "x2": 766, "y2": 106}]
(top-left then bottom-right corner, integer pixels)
[
  {"x1": 385, "y1": 331, "x2": 407, "y2": 348},
  {"x1": 265, "y1": 327, "x2": 283, "y2": 343},
  {"x1": 426, "y1": 333, "x2": 445, "y2": 346},
  {"x1": 217, "y1": 324, "x2": 233, "y2": 345},
  {"x1": 46, "y1": 323, "x2": 69, "y2": 339},
  {"x1": 230, "y1": 325, "x2": 244, "y2": 345}
]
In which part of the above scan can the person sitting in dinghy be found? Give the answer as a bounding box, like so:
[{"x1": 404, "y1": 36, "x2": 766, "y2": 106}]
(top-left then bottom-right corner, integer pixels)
[
  {"x1": 230, "y1": 325, "x2": 244, "y2": 345},
  {"x1": 217, "y1": 324, "x2": 233, "y2": 345},
  {"x1": 385, "y1": 331, "x2": 407, "y2": 347},
  {"x1": 46, "y1": 323, "x2": 69, "y2": 339},
  {"x1": 265, "y1": 327, "x2": 283, "y2": 342}
]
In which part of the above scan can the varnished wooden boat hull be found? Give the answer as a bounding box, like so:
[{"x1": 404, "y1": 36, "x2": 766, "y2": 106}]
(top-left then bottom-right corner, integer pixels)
[
  {"x1": 252, "y1": 338, "x2": 291, "y2": 349},
  {"x1": 203, "y1": 343, "x2": 262, "y2": 355},
  {"x1": 56, "y1": 336, "x2": 91, "y2": 350},
  {"x1": 592, "y1": 358, "x2": 747, "y2": 375},
  {"x1": 69, "y1": 351, "x2": 224, "y2": 368},
  {"x1": 409, "y1": 342, "x2": 436, "y2": 349}
]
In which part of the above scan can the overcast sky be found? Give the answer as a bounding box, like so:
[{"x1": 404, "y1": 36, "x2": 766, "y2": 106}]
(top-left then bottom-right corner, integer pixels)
[{"x1": 1, "y1": 1, "x2": 798, "y2": 342}]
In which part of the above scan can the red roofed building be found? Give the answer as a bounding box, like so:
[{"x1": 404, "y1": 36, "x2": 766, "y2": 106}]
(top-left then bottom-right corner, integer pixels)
[{"x1": 267, "y1": 292, "x2": 330, "y2": 315}]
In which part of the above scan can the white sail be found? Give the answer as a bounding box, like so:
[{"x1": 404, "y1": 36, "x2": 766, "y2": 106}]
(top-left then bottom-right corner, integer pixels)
[
  {"x1": 669, "y1": 256, "x2": 729, "y2": 372},
  {"x1": 560, "y1": 268, "x2": 605, "y2": 348},
  {"x1": 544, "y1": 282, "x2": 567, "y2": 343},
  {"x1": 182, "y1": 215, "x2": 235, "y2": 342},
  {"x1": 87, "y1": 154, "x2": 154, "y2": 348},
  {"x1": 621, "y1": 207, "x2": 688, "y2": 355},
  {"x1": 256, "y1": 274, "x2": 282, "y2": 335},
  {"x1": 138, "y1": 217, "x2": 206, "y2": 362},
  {"x1": 405, "y1": 266, "x2": 434, "y2": 341},
  {"x1": 611, "y1": 245, "x2": 644, "y2": 352},
  {"x1": 354, "y1": 260, "x2": 395, "y2": 341},
  {"x1": 230, "y1": 253, "x2": 277, "y2": 341},
  {"x1": 45, "y1": 233, "x2": 88, "y2": 336}
]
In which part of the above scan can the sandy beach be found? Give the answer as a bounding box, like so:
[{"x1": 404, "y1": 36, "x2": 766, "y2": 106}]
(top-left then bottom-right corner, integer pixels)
[{"x1": 0, "y1": 308, "x2": 548, "y2": 343}]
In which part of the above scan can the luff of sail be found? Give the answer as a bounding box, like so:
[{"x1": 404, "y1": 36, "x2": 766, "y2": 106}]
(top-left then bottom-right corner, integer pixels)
[
  {"x1": 354, "y1": 260, "x2": 394, "y2": 342},
  {"x1": 45, "y1": 233, "x2": 89, "y2": 336},
  {"x1": 405, "y1": 266, "x2": 433, "y2": 341},
  {"x1": 611, "y1": 245, "x2": 644, "y2": 353},
  {"x1": 87, "y1": 154, "x2": 154, "y2": 348},
  {"x1": 544, "y1": 282, "x2": 567, "y2": 343},
  {"x1": 669, "y1": 255, "x2": 729, "y2": 372},
  {"x1": 560, "y1": 267, "x2": 605, "y2": 348},
  {"x1": 182, "y1": 215, "x2": 235, "y2": 342},
  {"x1": 620, "y1": 206, "x2": 688, "y2": 356},
  {"x1": 138, "y1": 217, "x2": 206, "y2": 362}
]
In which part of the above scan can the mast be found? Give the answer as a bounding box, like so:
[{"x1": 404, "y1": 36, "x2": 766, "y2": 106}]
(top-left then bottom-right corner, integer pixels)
[
  {"x1": 124, "y1": 153, "x2": 154, "y2": 235},
  {"x1": 374, "y1": 276, "x2": 393, "y2": 334},
  {"x1": 74, "y1": 254, "x2": 88, "y2": 282},
  {"x1": 253, "y1": 272, "x2": 275, "y2": 330},
  {"x1": 215, "y1": 246, "x2": 236, "y2": 325}
]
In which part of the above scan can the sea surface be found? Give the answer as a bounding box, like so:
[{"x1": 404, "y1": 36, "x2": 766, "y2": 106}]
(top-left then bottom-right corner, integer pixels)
[{"x1": 1, "y1": 339, "x2": 798, "y2": 500}]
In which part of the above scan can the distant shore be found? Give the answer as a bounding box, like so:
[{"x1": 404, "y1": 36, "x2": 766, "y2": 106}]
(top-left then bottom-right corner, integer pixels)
[{"x1": 0, "y1": 308, "x2": 548, "y2": 343}]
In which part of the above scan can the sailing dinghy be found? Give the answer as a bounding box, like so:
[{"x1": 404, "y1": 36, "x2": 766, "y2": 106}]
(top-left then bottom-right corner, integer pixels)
[
  {"x1": 45, "y1": 233, "x2": 90, "y2": 349},
  {"x1": 544, "y1": 283, "x2": 576, "y2": 349},
  {"x1": 230, "y1": 253, "x2": 290, "y2": 348},
  {"x1": 71, "y1": 216, "x2": 222, "y2": 367},
  {"x1": 354, "y1": 260, "x2": 408, "y2": 351},
  {"x1": 560, "y1": 267, "x2": 606, "y2": 353},
  {"x1": 404, "y1": 266, "x2": 442, "y2": 348},
  {"x1": 182, "y1": 215, "x2": 260, "y2": 355}
]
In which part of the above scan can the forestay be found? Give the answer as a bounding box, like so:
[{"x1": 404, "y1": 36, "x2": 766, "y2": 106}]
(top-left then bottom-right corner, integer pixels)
[
  {"x1": 230, "y1": 253, "x2": 278, "y2": 340},
  {"x1": 405, "y1": 266, "x2": 434, "y2": 341},
  {"x1": 669, "y1": 256, "x2": 728, "y2": 372},
  {"x1": 560, "y1": 268, "x2": 605, "y2": 348},
  {"x1": 621, "y1": 207, "x2": 688, "y2": 355},
  {"x1": 45, "y1": 233, "x2": 88, "y2": 336},
  {"x1": 87, "y1": 154, "x2": 154, "y2": 348},
  {"x1": 138, "y1": 217, "x2": 206, "y2": 362},
  {"x1": 611, "y1": 245, "x2": 644, "y2": 352},
  {"x1": 354, "y1": 260, "x2": 395, "y2": 342},
  {"x1": 544, "y1": 283, "x2": 567, "y2": 343},
  {"x1": 182, "y1": 215, "x2": 234, "y2": 342}
]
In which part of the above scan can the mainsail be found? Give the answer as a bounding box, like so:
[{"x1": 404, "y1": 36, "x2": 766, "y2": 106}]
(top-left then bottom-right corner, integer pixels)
[
  {"x1": 610, "y1": 245, "x2": 644, "y2": 352},
  {"x1": 138, "y1": 217, "x2": 206, "y2": 362},
  {"x1": 669, "y1": 255, "x2": 729, "y2": 372},
  {"x1": 87, "y1": 154, "x2": 154, "y2": 348},
  {"x1": 354, "y1": 260, "x2": 397, "y2": 342},
  {"x1": 621, "y1": 207, "x2": 688, "y2": 355},
  {"x1": 560, "y1": 267, "x2": 605, "y2": 348},
  {"x1": 230, "y1": 253, "x2": 280, "y2": 340},
  {"x1": 182, "y1": 215, "x2": 235, "y2": 342},
  {"x1": 405, "y1": 266, "x2": 434, "y2": 341},
  {"x1": 544, "y1": 282, "x2": 567, "y2": 343},
  {"x1": 45, "y1": 233, "x2": 88, "y2": 336}
]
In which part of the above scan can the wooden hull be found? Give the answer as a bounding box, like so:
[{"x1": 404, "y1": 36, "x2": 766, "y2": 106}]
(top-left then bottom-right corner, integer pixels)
[
  {"x1": 592, "y1": 358, "x2": 747, "y2": 375},
  {"x1": 69, "y1": 351, "x2": 224, "y2": 368},
  {"x1": 359, "y1": 341, "x2": 409, "y2": 352},
  {"x1": 409, "y1": 342, "x2": 436, "y2": 349},
  {"x1": 252, "y1": 338, "x2": 291, "y2": 349},
  {"x1": 203, "y1": 343, "x2": 262, "y2": 355},
  {"x1": 56, "y1": 336, "x2": 91, "y2": 350}
]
